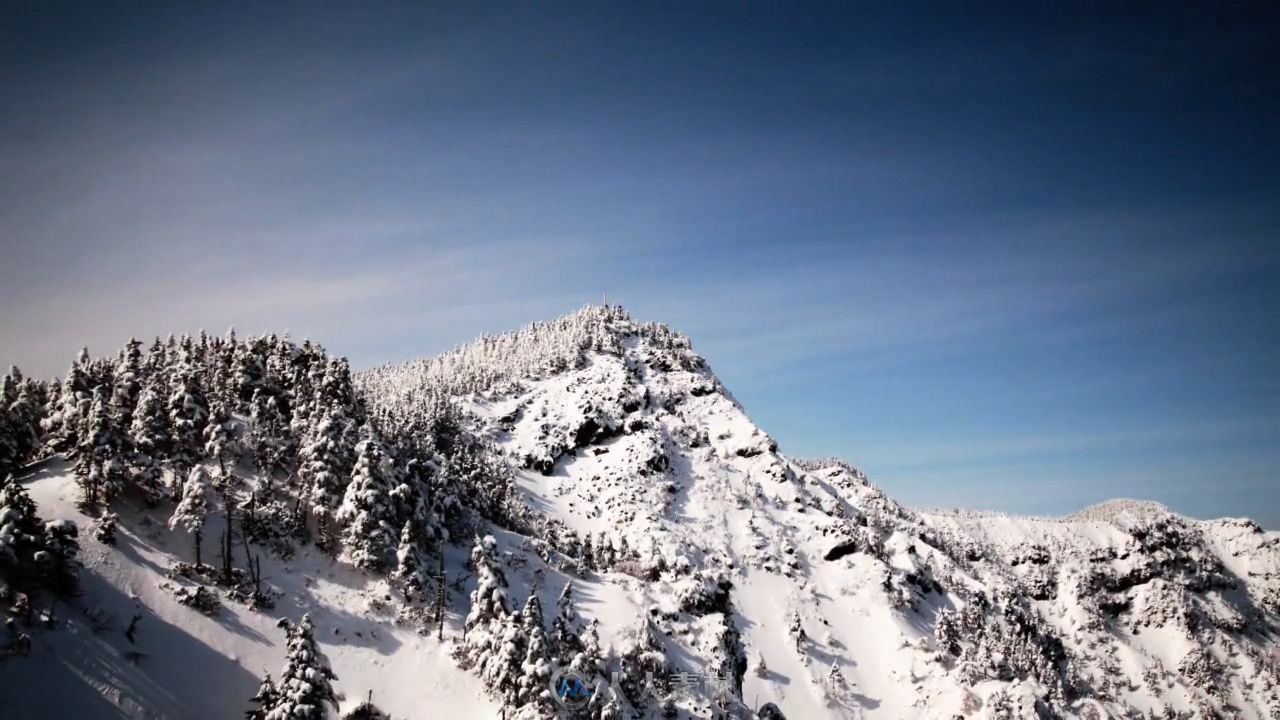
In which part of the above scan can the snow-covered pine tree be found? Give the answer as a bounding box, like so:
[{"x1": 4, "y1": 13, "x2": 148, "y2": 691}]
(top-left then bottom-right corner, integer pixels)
[
  {"x1": 245, "y1": 672, "x2": 279, "y2": 720},
  {"x1": 462, "y1": 534, "x2": 510, "y2": 670},
  {"x1": 788, "y1": 609, "x2": 806, "y2": 651},
  {"x1": 232, "y1": 335, "x2": 267, "y2": 404},
  {"x1": 573, "y1": 617, "x2": 606, "y2": 681},
  {"x1": 168, "y1": 350, "x2": 209, "y2": 476},
  {"x1": 143, "y1": 337, "x2": 169, "y2": 387},
  {"x1": 208, "y1": 331, "x2": 238, "y2": 408},
  {"x1": 517, "y1": 593, "x2": 555, "y2": 712},
  {"x1": 424, "y1": 454, "x2": 466, "y2": 545},
  {"x1": 388, "y1": 456, "x2": 433, "y2": 545},
  {"x1": 44, "y1": 352, "x2": 91, "y2": 453},
  {"x1": 581, "y1": 534, "x2": 596, "y2": 572},
  {"x1": 392, "y1": 519, "x2": 425, "y2": 598},
  {"x1": 388, "y1": 456, "x2": 446, "y2": 586},
  {"x1": 129, "y1": 381, "x2": 170, "y2": 503},
  {"x1": 263, "y1": 614, "x2": 338, "y2": 720},
  {"x1": 0, "y1": 368, "x2": 44, "y2": 478},
  {"x1": 341, "y1": 694, "x2": 390, "y2": 720},
  {"x1": 440, "y1": 439, "x2": 517, "y2": 530},
  {"x1": 315, "y1": 358, "x2": 359, "y2": 420},
  {"x1": 336, "y1": 438, "x2": 396, "y2": 571},
  {"x1": 597, "y1": 532, "x2": 616, "y2": 569},
  {"x1": 211, "y1": 466, "x2": 241, "y2": 584},
  {"x1": 298, "y1": 408, "x2": 354, "y2": 546},
  {"x1": 826, "y1": 660, "x2": 844, "y2": 689},
  {"x1": 551, "y1": 580, "x2": 583, "y2": 667},
  {"x1": 934, "y1": 608, "x2": 961, "y2": 656},
  {"x1": 42, "y1": 518, "x2": 80, "y2": 597},
  {"x1": 706, "y1": 612, "x2": 747, "y2": 704},
  {"x1": 76, "y1": 384, "x2": 123, "y2": 509},
  {"x1": 93, "y1": 511, "x2": 119, "y2": 546},
  {"x1": 483, "y1": 608, "x2": 527, "y2": 711},
  {"x1": 617, "y1": 615, "x2": 669, "y2": 707},
  {"x1": 0, "y1": 478, "x2": 47, "y2": 592},
  {"x1": 112, "y1": 337, "x2": 144, "y2": 432},
  {"x1": 169, "y1": 466, "x2": 210, "y2": 567},
  {"x1": 248, "y1": 391, "x2": 287, "y2": 481},
  {"x1": 203, "y1": 401, "x2": 240, "y2": 473},
  {"x1": 0, "y1": 373, "x2": 20, "y2": 478}
]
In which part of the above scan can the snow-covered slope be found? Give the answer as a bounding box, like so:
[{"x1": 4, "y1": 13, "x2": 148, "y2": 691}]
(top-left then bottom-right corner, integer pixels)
[
  {"x1": 4, "y1": 305, "x2": 1278, "y2": 719},
  {"x1": 362, "y1": 306, "x2": 1280, "y2": 718},
  {"x1": 0, "y1": 458, "x2": 498, "y2": 720}
]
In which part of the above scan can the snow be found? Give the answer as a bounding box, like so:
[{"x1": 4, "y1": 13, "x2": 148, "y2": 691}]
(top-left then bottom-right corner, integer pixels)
[
  {"x1": 6, "y1": 305, "x2": 1279, "y2": 719},
  {"x1": 0, "y1": 459, "x2": 498, "y2": 720},
  {"x1": 432, "y1": 308, "x2": 1280, "y2": 718}
]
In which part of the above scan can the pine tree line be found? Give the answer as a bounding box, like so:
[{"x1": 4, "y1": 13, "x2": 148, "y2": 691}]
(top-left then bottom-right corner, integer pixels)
[
  {"x1": 1, "y1": 330, "x2": 526, "y2": 595},
  {"x1": 457, "y1": 535, "x2": 618, "y2": 719},
  {"x1": 357, "y1": 305, "x2": 702, "y2": 436}
]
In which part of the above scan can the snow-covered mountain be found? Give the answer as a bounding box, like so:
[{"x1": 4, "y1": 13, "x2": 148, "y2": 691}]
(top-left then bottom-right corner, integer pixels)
[{"x1": 2, "y1": 305, "x2": 1277, "y2": 719}]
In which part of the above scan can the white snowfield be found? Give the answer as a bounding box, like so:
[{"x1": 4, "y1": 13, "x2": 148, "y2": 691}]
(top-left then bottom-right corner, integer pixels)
[{"x1": 4, "y1": 305, "x2": 1278, "y2": 719}]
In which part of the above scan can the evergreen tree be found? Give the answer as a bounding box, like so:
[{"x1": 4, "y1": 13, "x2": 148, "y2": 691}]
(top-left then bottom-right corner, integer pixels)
[
  {"x1": 42, "y1": 518, "x2": 80, "y2": 597},
  {"x1": 597, "y1": 532, "x2": 615, "y2": 569},
  {"x1": 0, "y1": 479, "x2": 47, "y2": 591},
  {"x1": 571, "y1": 618, "x2": 605, "y2": 680},
  {"x1": 203, "y1": 401, "x2": 240, "y2": 473},
  {"x1": 518, "y1": 593, "x2": 555, "y2": 711},
  {"x1": 112, "y1": 337, "x2": 145, "y2": 432},
  {"x1": 336, "y1": 438, "x2": 396, "y2": 571},
  {"x1": 465, "y1": 535, "x2": 509, "y2": 629},
  {"x1": 167, "y1": 350, "x2": 209, "y2": 475},
  {"x1": 1, "y1": 369, "x2": 44, "y2": 478},
  {"x1": 617, "y1": 616, "x2": 668, "y2": 707},
  {"x1": 245, "y1": 672, "x2": 279, "y2": 720},
  {"x1": 483, "y1": 609, "x2": 527, "y2": 711},
  {"x1": 93, "y1": 511, "x2": 119, "y2": 546},
  {"x1": 233, "y1": 339, "x2": 268, "y2": 404},
  {"x1": 169, "y1": 466, "x2": 210, "y2": 567},
  {"x1": 0, "y1": 373, "x2": 21, "y2": 478},
  {"x1": 248, "y1": 391, "x2": 287, "y2": 480},
  {"x1": 298, "y1": 408, "x2": 353, "y2": 537},
  {"x1": 788, "y1": 609, "x2": 806, "y2": 651},
  {"x1": 264, "y1": 614, "x2": 337, "y2": 720},
  {"x1": 421, "y1": 455, "x2": 464, "y2": 546},
  {"x1": 77, "y1": 385, "x2": 124, "y2": 509},
  {"x1": 45, "y1": 353, "x2": 91, "y2": 453},
  {"x1": 315, "y1": 358, "x2": 358, "y2": 420},
  {"x1": 392, "y1": 519, "x2": 425, "y2": 598},
  {"x1": 826, "y1": 661, "x2": 844, "y2": 689},
  {"x1": 341, "y1": 696, "x2": 390, "y2": 720},
  {"x1": 551, "y1": 580, "x2": 583, "y2": 666},
  {"x1": 462, "y1": 534, "x2": 511, "y2": 671},
  {"x1": 441, "y1": 439, "x2": 515, "y2": 528},
  {"x1": 129, "y1": 382, "x2": 171, "y2": 502}
]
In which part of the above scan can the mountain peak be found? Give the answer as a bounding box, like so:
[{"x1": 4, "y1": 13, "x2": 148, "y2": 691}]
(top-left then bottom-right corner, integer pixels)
[{"x1": 5, "y1": 308, "x2": 1279, "y2": 719}]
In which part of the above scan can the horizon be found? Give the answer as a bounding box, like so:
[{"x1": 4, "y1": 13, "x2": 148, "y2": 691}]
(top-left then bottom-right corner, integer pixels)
[{"x1": 2, "y1": 4, "x2": 1277, "y2": 528}]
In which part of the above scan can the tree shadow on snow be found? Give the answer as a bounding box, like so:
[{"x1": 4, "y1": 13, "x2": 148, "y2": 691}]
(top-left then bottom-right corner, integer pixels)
[{"x1": 0, "y1": 567, "x2": 260, "y2": 720}]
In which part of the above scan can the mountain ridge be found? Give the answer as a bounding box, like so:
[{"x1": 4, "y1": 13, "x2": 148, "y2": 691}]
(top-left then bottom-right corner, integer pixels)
[{"x1": 1, "y1": 304, "x2": 1277, "y2": 719}]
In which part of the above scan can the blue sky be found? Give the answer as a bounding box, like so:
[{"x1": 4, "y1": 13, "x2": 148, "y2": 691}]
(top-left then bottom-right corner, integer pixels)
[{"x1": 2, "y1": 4, "x2": 1277, "y2": 525}]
